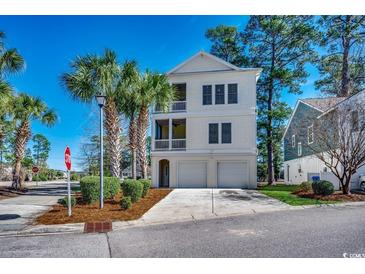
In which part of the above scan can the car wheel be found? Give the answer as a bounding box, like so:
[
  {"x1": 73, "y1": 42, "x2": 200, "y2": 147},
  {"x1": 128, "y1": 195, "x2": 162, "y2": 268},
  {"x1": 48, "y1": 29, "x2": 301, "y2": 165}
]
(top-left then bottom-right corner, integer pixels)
[{"x1": 360, "y1": 181, "x2": 365, "y2": 191}]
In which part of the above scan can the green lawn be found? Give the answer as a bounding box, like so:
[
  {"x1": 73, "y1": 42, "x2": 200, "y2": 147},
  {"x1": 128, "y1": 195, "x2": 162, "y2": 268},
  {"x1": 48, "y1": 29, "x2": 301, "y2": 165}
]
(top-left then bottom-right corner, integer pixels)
[{"x1": 258, "y1": 184, "x2": 339, "y2": 206}]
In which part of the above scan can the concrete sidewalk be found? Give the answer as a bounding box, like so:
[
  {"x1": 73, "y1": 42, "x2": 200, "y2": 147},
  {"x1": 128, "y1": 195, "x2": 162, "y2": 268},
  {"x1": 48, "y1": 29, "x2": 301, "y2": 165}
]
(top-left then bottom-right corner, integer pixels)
[{"x1": 0, "y1": 181, "x2": 77, "y2": 232}]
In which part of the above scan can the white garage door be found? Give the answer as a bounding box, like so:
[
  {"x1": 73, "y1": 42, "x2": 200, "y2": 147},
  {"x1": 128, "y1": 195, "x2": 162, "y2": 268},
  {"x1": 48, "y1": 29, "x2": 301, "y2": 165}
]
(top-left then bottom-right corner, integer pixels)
[
  {"x1": 218, "y1": 161, "x2": 248, "y2": 188},
  {"x1": 178, "y1": 161, "x2": 207, "y2": 188}
]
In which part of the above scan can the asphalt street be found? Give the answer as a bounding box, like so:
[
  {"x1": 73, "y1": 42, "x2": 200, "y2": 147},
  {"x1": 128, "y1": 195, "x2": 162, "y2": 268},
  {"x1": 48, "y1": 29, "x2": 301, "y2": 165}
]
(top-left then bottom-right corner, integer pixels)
[{"x1": 1, "y1": 204, "x2": 365, "y2": 258}]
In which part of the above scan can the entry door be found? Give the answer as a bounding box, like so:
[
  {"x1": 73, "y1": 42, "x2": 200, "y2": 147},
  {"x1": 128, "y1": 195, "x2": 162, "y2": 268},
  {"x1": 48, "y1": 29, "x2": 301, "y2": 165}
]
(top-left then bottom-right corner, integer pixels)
[{"x1": 162, "y1": 164, "x2": 169, "y2": 187}]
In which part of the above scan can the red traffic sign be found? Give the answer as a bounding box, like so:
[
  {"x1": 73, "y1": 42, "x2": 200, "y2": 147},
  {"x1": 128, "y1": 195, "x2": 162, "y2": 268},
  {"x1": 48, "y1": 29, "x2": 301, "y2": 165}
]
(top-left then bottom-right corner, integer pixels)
[
  {"x1": 32, "y1": 166, "x2": 39, "y2": 173},
  {"x1": 64, "y1": 146, "x2": 72, "y2": 170}
]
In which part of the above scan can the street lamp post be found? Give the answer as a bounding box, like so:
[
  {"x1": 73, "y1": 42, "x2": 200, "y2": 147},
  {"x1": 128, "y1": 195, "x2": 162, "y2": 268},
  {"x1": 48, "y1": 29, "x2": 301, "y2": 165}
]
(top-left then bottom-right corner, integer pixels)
[{"x1": 95, "y1": 94, "x2": 106, "y2": 209}]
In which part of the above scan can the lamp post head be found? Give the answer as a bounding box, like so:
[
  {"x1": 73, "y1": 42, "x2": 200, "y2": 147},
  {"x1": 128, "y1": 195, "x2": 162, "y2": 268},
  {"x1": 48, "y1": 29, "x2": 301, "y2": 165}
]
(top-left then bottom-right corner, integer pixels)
[{"x1": 95, "y1": 94, "x2": 106, "y2": 107}]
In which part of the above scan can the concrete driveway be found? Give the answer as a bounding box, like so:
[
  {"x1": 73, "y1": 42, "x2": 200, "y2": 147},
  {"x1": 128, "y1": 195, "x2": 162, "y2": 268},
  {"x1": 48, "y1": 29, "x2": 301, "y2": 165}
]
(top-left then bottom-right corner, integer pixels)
[
  {"x1": 0, "y1": 181, "x2": 77, "y2": 232},
  {"x1": 140, "y1": 188, "x2": 291, "y2": 225}
]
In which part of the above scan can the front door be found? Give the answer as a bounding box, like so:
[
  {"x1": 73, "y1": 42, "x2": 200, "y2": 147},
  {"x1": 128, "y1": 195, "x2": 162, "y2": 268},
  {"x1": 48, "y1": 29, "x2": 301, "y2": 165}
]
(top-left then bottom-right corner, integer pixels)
[{"x1": 159, "y1": 160, "x2": 169, "y2": 187}]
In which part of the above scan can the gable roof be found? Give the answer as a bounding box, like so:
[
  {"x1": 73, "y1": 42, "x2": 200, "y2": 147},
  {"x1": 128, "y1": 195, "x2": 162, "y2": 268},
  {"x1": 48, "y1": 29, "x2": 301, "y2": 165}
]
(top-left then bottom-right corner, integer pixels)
[
  {"x1": 301, "y1": 97, "x2": 346, "y2": 112},
  {"x1": 282, "y1": 96, "x2": 346, "y2": 140},
  {"x1": 167, "y1": 50, "x2": 261, "y2": 76}
]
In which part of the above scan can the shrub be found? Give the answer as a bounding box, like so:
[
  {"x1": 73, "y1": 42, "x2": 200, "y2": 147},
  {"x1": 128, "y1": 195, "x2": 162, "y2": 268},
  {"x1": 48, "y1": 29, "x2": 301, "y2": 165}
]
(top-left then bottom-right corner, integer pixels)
[
  {"x1": 57, "y1": 196, "x2": 76, "y2": 207},
  {"x1": 312, "y1": 180, "x2": 334, "y2": 196},
  {"x1": 80, "y1": 176, "x2": 121, "y2": 204},
  {"x1": 139, "y1": 179, "x2": 152, "y2": 197},
  {"x1": 298, "y1": 181, "x2": 312, "y2": 192},
  {"x1": 121, "y1": 179, "x2": 143, "y2": 203},
  {"x1": 70, "y1": 173, "x2": 80, "y2": 181},
  {"x1": 120, "y1": 196, "x2": 132, "y2": 210}
]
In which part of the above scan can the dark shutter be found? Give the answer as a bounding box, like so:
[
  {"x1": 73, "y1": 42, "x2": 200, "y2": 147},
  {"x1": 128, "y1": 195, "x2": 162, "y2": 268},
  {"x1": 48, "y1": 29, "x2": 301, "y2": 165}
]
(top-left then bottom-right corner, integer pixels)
[
  {"x1": 228, "y1": 84, "x2": 238, "y2": 104},
  {"x1": 209, "y1": 123, "x2": 219, "y2": 144},
  {"x1": 222, "y1": 123, "x2": 231, "y2": 144},
  {"x1": 202, "y1": 85, "x2": 212, "y2": 105},
  {"x1": 215, "y1": 84, "x2": 225, "y2": 104}
]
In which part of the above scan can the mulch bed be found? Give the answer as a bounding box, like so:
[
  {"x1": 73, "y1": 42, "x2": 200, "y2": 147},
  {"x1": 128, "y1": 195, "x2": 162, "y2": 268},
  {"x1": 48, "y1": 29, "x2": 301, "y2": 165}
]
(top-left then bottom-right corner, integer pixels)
[
  {"x1": 35, "y1": 188, "x2": 172, "y2": 225},
  {"x1": 295, "y1": 190, "x2": 365, "y2": 202}
]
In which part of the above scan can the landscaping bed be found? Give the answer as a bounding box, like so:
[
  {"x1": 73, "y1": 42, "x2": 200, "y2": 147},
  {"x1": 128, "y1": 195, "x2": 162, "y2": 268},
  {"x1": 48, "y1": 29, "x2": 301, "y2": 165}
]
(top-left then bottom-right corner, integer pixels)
[
  {"x1": 36, "y1": 188, "x2": 172, "y2": 225},
  {"x1": 295, "y1": 191, "x2": 365, "y2": 202},
  {"x1": 259, "y1": 184, "x2": 365, "y2": 206}
]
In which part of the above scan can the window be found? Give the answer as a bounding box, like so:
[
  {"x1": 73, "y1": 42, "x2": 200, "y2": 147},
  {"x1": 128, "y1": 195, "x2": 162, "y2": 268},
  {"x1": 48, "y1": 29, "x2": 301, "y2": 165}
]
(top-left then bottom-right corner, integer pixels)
[
  {"x1": 291, "y1": 135, "x2": 295, "y2": 148},
  {"x1": 202, "y1": 85, "x2": 212, "y2": 105},
  {"x1": 209, "y1": 123, "x2": 219, "y2": 144},
  {"x1": 215, "y1": 84, "x2": 225, "y2": 104},
  {"x1": 173, "y1": 83, "x2": 186, "y2": 101},
  {"x1": 352, "y1": 110, "x2": 359, "y2": 131},
  {"x1": 308, "y1": 124, "x2": 314, "y2": 144},
  {"x1": 228, "y1": 84, "x2": 238, "y2": 104},
  {"x1": 221, "y1": 123, "x2": 232, "y2": 144},
  {"x1": 298, "y1": 142, "x2": 302, "y2": 156}
]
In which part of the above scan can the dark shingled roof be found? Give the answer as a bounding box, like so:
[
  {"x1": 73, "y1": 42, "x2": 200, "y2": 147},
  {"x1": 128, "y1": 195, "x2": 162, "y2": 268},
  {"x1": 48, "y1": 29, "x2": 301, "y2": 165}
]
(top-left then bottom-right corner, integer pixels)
[{"x1": 301, "y1": 97, "x2": 347, "y2": 111}]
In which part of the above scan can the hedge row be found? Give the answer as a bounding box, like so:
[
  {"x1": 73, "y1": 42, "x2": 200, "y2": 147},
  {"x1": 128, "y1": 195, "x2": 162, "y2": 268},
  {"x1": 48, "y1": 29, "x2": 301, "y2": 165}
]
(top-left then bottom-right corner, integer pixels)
[{"x1": 80, "y1": 176, "x2": 121, "y2": 204}]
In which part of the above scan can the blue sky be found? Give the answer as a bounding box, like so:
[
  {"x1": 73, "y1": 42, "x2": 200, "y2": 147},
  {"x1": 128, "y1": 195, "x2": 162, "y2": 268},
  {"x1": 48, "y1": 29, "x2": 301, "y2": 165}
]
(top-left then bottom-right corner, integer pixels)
[{"x1": 0, "y1": 16, "x2": 321, "y2": 171}]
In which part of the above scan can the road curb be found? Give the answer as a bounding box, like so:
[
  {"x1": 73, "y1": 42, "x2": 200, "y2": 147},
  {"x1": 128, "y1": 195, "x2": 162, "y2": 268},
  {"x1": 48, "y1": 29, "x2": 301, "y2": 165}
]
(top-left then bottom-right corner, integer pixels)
[{"x1": 1, "y1": 200, "x2": 365, "y2": 237}]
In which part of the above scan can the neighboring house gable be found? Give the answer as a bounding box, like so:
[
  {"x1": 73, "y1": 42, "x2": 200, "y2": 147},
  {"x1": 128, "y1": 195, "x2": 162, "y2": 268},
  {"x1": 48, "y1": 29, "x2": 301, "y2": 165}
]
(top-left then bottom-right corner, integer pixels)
[
  {"x1": 283, "y1": 101, "x2": 323, "y2": 161},
  {"x1": 283, "y1": 97, "x2": 346, "y2": 162}
]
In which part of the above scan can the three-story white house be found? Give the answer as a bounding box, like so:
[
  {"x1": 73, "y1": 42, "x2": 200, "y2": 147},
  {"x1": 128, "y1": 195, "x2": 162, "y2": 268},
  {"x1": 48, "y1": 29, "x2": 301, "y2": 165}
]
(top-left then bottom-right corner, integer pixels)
[{"x1": 151, "y1": 51, "x2": 261, "y2": 188}]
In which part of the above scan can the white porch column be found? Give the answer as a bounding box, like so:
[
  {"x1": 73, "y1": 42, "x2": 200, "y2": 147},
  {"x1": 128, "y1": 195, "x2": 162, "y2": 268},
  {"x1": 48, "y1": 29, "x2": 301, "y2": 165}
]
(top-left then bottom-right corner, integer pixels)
[
  {"x1": 168, "y1": 118, "x2": 172, "y2": 150},
  {"x1": 151, "y1": 118, "x2": 155, "y2": 151}
]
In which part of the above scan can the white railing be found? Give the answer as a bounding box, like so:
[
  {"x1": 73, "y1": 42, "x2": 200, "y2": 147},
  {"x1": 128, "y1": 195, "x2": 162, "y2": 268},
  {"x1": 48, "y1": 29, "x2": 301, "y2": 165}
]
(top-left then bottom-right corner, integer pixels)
[
  {"x1": 154, "y1": 101, "x2": 186, "y2": 113},
  {"x1": 172, "y1": 139, "x2": 186, "y2": 150},
  {"x1": 154, "y1": 139, "x2": 186, "y2": 151},
  {"x1": 154, "y1": 140, "x2": 169, "y2": 150}
]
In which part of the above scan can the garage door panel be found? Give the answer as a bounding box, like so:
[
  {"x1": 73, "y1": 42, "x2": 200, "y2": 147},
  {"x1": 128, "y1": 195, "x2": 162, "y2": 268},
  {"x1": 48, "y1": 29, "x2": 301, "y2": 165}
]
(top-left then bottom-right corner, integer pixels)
[
  {"x1": 218, "y1": 161, "x2": 248, "y2": 188},
  {"x1": 178, "y1": 161, "x2": 207, "y2": 188}
]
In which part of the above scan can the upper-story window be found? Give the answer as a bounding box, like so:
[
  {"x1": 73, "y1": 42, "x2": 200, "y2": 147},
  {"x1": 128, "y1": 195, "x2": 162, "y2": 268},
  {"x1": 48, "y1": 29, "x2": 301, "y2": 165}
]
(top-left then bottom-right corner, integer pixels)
[
  {"x1": 298, "y1": 142, "x2": 302, "y2": 156},
  {"x1": 291, "y1": 135, "x2": 295, "y2": 147},
  {"x1": 307, "y1": 124, "x2": 314, "y2": 144},
  {"x1": 202, "y1": 85, "x2": 212, "y2": 105},
  {"x1": 173, "y1": 83, "x2": 187, "y2": 101},
  {"x1": 215, "y1": 84, "x2": 225, "y2": 104},
  {"x1": 222, "y1": 123, "x2": 232, "y2": 144},
  {"x1": 228, "y1": 84, "x2": 238, "y2": 104},
  {"x1": 352, "y1": 110, "x2": 359, "y2": 131},
  {"x1": 209, "y1": 123, "x2": 219, "y2": 144}
]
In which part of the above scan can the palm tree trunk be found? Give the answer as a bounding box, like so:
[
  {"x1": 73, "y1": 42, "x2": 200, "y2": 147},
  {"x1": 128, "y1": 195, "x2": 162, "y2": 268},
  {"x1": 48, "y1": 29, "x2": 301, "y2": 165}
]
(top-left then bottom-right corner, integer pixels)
[
  {"x1": 13, "y1": 120, "x2": 31, "y2": 189},
  {"x1": 137, "y1": 105, "x2": 149, "y2": 179},
  {"x1": 128, "y1": 115, "x2": 137, "y2": 179},
  {"x1": 104, "y1": 100, "x2": 122, "y2": 177}
]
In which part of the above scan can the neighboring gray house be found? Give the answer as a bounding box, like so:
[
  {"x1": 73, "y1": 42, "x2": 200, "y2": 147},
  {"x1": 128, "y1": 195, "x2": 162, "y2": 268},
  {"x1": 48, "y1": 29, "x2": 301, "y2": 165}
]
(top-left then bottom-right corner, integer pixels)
[{"x1": 282, "y1": 97, "x2": 346, "y2": 185}]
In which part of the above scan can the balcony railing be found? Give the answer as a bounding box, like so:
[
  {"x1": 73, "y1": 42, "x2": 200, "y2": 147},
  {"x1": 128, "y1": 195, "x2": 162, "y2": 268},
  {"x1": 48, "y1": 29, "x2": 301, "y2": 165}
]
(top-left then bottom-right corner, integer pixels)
[
  {"x1": 172, "y1": 139, "x2": 186, "y2": 150},
  {"x1": 154, "y1": 139, "x2": 169, "y2": 150},
  {"x1": 154, "y1": 101, "x2": 186, "y2": 113},
  {"x1": 154, "y1": 139, "x2": 186, "y2": 151}
]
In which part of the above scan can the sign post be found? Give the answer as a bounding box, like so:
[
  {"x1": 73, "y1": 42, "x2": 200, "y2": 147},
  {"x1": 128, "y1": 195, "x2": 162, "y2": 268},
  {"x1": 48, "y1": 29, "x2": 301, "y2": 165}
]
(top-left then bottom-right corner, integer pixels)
[
  {"x1": 64, "y1": 146, "x2": 72, "y2": 217},
  {"x1": 32, "y1": 166, "x2": 39, "y2": 186}
]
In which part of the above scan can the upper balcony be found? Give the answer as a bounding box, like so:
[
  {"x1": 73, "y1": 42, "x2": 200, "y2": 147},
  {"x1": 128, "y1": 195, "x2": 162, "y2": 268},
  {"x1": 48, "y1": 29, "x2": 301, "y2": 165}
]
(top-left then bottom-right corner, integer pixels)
[
  {"x1": 153, "y1": 118, "x2": 186, "y2": 151},
  {"x1": 153, "y1": 83, "x2": 186, "y2": 114}
]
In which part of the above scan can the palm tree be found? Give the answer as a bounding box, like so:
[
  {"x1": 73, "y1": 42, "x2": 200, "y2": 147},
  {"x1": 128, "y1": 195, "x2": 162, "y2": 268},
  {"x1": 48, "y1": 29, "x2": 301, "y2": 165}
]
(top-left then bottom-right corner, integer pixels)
[
  {"x1": 0, "y1": 31, "x2": 25, "y2": 79},
  {"x1": 135, "y1": 72, "x2": 175, "y2": 178},
  {"x1": 118, "y1": 61, "x2": 140, "y2": 179},
  {"x1": 61, "y1": 49, "x2": 124, "y2": 177},
  {"x1": 0, "y1": 31, "x2": 24, "y2": 177},
  {"x1": 12, "y1": 94, "x2": 57, "y2": 189}
]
